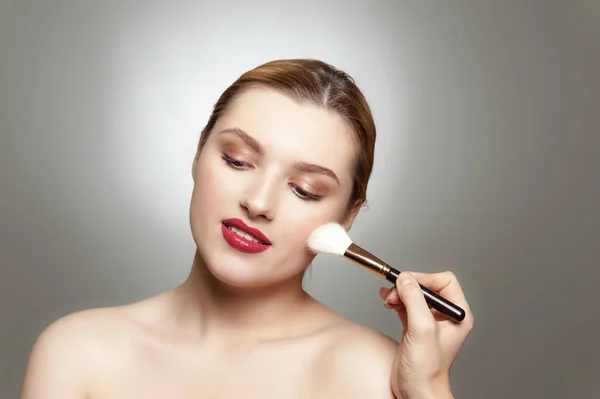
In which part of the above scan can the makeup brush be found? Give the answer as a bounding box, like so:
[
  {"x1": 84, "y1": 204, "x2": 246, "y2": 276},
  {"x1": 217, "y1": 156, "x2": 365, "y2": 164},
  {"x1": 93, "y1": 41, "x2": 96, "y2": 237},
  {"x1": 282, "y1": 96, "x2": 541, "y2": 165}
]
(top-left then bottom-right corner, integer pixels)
[{"x1": 307, "y1": 222, "x2": 466, "y2": 322}]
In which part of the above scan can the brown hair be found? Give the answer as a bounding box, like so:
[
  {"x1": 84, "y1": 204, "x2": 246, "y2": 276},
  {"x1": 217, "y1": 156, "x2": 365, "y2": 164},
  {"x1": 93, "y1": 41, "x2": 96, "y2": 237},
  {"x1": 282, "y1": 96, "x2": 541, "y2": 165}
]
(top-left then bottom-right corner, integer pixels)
[{"x1": 196, "y1": 59, "x2": 376, "y2": 210}]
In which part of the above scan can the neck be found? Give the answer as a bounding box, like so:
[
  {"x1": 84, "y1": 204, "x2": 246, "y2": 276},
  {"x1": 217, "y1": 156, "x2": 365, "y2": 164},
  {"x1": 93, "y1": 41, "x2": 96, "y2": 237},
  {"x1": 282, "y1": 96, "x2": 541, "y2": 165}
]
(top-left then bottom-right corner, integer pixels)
[{"x1": 169, "y1": 250, "x2": 316, "y2": 344}]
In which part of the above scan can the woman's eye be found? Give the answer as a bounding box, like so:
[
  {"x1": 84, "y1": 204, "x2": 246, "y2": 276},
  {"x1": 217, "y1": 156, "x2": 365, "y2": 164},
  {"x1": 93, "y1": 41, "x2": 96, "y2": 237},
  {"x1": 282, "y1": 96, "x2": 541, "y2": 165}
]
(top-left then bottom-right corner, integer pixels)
[
  {"x1": 291, "y1": 184, "x2": 322, "y2": 202},
  {"x1": 222, "y1": 154, "x2": 250, "y2": 170}
]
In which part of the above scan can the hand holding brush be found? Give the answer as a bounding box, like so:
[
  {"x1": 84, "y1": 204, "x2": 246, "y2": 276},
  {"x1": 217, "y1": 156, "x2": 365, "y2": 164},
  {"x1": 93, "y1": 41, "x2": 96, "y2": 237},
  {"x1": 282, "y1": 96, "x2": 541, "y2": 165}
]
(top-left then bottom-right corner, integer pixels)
[
  {"x1": 307, "y1": 222, "x2": 466, "y2": 322},
  {"x1": 307, "y1": 222, "x2": 474, "y2": 399}
]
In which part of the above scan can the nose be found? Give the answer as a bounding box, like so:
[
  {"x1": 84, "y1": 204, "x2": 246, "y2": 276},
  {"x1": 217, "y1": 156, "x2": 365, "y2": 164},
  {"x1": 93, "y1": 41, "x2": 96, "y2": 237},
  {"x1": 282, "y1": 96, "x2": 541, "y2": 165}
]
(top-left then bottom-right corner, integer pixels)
[{"x1": 240, "y1": 174, "x2": 276, "y2": 221}]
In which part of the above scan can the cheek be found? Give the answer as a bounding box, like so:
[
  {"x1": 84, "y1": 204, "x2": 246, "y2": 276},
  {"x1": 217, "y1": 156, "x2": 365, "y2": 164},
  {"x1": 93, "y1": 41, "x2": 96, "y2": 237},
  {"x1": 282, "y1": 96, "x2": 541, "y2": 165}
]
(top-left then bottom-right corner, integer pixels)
[
  {"x1": 281, "y1": 200, "x2": 346, "y2": 252},
  {"x1": 191, "y1": 156, "x2": 237, "y2": 218}
]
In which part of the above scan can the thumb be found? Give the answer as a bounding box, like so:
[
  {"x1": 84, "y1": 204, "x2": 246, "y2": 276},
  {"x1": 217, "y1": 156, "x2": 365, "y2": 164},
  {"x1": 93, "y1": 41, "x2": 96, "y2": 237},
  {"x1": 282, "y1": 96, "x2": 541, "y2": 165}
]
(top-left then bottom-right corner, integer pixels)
[{"x1": 396, "y1": 272, "x2": 436, "y2": 337}]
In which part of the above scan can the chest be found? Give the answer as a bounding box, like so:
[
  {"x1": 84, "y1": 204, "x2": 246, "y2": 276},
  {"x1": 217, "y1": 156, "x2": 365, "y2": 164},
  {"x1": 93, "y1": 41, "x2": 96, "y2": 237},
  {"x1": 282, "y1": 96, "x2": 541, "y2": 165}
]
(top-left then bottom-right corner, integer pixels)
[{"x1": 90, "y1": 342, "x2": 332, "y2": 399}]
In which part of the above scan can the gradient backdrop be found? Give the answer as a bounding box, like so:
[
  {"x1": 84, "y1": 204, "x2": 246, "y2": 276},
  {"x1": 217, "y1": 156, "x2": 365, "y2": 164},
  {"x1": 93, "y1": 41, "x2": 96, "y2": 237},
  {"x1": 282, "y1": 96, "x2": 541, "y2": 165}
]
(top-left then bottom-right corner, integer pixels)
[{"x1": 1, "y1": 1, "x2": 599, "y2": 398}]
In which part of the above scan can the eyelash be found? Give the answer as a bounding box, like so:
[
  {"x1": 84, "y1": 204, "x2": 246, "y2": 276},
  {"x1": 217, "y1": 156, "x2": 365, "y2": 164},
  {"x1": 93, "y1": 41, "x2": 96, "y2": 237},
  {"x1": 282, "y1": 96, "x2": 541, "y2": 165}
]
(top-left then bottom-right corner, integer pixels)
[
  {"x1": 291, "y1": 184, "x2": 322, "y2": 202},
  {"x1": 221, "y1": 153, "x2": 250, "y2": 170},
  {"x1": 221, "y1": 153, "x2": 323, "y2": 202}
]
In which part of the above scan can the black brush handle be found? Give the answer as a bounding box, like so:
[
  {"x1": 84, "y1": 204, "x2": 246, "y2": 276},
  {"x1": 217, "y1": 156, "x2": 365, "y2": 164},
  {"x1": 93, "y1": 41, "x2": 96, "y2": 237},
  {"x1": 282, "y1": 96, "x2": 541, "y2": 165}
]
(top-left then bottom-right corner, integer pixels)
[
  {"x1": 386, "y1": 268, "x2": 466, "y2": 322},
  {"x1": 343, "y1": 243, "x2": 466, "y2": 323}
]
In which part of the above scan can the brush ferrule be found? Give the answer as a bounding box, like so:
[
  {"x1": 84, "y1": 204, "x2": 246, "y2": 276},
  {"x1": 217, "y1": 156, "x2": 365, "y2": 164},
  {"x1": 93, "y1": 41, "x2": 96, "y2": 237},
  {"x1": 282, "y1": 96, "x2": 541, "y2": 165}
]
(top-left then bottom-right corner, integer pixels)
[
  {"x1": 343, "y1": 242, "x2": 466, "y2": 323},
  {"x1": 344, "y1": 243, "x2": 391, "y2": 279}
]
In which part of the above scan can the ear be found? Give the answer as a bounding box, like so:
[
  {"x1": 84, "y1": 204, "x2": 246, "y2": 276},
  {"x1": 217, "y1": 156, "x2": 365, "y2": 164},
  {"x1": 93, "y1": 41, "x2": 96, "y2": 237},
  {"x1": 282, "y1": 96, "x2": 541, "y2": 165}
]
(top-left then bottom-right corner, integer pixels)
[
  {"x1": 340, "y1": 199, "x2": 362, "y2": 232},
  {"x1": 191, "y1": 153, "x2": 199, "y2": 180},
  {"x1": 192, "y1": 141, "x2": 204, "y2": 181}
]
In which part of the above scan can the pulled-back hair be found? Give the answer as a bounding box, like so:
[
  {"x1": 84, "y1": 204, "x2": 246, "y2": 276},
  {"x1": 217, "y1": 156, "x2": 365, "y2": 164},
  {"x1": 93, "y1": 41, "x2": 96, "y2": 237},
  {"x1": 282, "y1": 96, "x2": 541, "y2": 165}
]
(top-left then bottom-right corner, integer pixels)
[{"x1": 196, "y1": 59, "x2": 376, "y2": 209}]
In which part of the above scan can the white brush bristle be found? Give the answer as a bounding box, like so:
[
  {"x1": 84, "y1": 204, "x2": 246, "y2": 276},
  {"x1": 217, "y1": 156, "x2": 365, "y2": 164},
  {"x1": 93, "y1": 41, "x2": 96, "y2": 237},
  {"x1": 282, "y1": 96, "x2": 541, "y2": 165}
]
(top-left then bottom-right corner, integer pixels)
[{"x1": 306, "y1": 222, "x2": 353, "y2": 256}]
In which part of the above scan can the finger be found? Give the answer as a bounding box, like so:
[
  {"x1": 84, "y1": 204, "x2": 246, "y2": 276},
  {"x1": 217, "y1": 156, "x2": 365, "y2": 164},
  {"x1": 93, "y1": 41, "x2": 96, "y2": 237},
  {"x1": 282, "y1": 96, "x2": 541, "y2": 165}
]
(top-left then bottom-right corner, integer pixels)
[
  {"x1": 389, "y1": 302, "x2": 408, "y2": 328},
  {"x1": 382, "y1": 291, "x2": 408, "y2": 323},
  {"x1": 409, "y1": 271, "x2": 453, "y2": 288},
  {"x1": 410, "y1": 271, "x2": 474, "y2": 326},
  {"x1": 379, "y1": 287, "x2": 409, "y2": 326},
  {"x1": 384, "y1": 287, "x2": 398, "y2": 304},
  {"x1": 408, "y1": 271, "x2": 469, "y2": 307},
  {"x1": 379, "y1": 286, "x2": 392, "y2": 301},
  {"x1": 383, "y1": 287, "x2": 398, "y2": 309},
  {"x1": 383, "y1": 279, "x2": 451, "y2": 327},
  {"x1": 396, "y1": 272, "x2": 436, "y2": 336},
  {"x1": 387, "y1": 300, "x2": 448, "y2": 322}
]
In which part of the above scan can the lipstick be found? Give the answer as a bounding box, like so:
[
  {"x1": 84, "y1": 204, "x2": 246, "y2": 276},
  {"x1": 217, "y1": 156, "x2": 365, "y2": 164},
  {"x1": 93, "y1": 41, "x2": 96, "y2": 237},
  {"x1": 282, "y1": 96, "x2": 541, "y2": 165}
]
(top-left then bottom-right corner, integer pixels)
[{"x1": 222, "y1": 218, "x2": 271, "y2": 254}]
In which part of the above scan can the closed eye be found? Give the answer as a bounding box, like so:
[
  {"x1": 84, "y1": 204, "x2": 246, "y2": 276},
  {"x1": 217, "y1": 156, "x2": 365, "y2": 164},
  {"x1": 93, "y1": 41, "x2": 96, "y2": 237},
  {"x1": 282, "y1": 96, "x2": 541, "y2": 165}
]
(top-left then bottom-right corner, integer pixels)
[
  {"x1": 222, "y1": 153, "x2": 322, "y2": 201},
  {"x1": 290, "y1": 184, "x2": 322, "y2": 202},
  {"x1": 222, "y1": 153, "x2": 252, "y2": 170}
]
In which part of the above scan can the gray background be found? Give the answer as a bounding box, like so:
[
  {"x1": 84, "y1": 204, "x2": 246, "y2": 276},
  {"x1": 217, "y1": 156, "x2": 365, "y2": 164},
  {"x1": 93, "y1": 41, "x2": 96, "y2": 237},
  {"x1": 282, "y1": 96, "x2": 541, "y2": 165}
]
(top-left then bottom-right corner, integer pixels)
[{"x1": 1, "y1": 1, "x2": 599, "y2": 398}]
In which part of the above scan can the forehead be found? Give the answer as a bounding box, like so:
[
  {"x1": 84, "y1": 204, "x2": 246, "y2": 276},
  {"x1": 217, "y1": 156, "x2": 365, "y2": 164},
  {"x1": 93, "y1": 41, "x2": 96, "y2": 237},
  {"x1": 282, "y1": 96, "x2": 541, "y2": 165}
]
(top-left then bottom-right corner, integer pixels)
[{"x1": 214, "y1": 87, "x2": 357, "y2": 180}]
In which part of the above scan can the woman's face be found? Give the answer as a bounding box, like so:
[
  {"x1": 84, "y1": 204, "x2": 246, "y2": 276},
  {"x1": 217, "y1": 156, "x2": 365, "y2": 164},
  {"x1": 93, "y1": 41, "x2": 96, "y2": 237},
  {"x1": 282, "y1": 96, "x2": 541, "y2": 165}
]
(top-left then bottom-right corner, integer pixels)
[{"x1": 190, "y1": 87, "x2": 359, "y2": 289}]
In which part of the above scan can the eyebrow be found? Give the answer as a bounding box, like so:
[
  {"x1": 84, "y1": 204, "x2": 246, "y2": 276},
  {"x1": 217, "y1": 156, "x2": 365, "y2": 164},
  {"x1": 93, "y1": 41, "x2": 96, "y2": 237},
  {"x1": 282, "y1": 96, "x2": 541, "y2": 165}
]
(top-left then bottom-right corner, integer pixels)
[
  {"x1": 219, "y1": 128, "x2": 262, "y2": 154},
  {"x1": 219, "y1": 127, "x2": 340, "y2": 185},
  {"x1": 293, "y1": 161, "x2": 340, "y2": 185}
]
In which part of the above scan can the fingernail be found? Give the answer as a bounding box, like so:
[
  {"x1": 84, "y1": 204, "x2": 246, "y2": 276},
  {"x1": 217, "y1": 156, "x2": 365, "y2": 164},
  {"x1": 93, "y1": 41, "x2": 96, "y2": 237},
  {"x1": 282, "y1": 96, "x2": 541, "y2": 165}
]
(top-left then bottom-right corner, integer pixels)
[{"x1": 386, "y1": 292, "x2": 399, "y2": 306}]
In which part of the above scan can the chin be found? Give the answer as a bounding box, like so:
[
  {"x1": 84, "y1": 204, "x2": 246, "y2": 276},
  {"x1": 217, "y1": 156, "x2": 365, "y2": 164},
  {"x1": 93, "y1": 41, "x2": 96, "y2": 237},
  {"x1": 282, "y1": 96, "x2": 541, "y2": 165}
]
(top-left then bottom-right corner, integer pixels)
[
  {"x1": 202, "y1": 248, "x2": 307, "y2": 290},
  {"x1": 206, "y1": 255, "x2": 269, "y2": 288},
  {"x1": 195, "y1": 237, "x2": 267, "y2": 286}
]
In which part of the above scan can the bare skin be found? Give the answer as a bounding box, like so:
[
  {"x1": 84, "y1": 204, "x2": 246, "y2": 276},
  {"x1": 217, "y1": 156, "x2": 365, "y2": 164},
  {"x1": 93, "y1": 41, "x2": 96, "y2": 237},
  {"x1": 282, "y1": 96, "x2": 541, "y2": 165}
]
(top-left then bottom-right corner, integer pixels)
[
  {"x1": 21, "y1": 87, "x2": 473, "y2": 398},
  {"x1": 21, "y1": 254, "x2": 399, "y2": 399},
  {"x1": 21, "y1": 88, "x2": 399, "y2": 398}
]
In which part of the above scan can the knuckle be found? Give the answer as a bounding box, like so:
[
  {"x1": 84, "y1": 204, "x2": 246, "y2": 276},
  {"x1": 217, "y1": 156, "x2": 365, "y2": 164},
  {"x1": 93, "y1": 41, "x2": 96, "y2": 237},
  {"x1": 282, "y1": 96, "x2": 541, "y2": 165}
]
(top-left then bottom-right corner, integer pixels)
[
  {"x1": 460, "y1": 310, "x2": 475, "y2": 330},
  {"x1": 444, "y1": 270, "x2": 457, "y2": 280},
  {"x1": 466, "y1": 314, "x2": 475, "y2": 330}
]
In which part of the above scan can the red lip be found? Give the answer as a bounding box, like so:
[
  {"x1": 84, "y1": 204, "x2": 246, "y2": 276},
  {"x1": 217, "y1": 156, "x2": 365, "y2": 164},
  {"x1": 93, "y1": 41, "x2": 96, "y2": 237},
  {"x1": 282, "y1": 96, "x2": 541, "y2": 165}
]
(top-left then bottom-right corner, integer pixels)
[
  {"x1": 222, "y1": 218, "x2": 271, "y2": 244},
  {"x1": 221, "y1": 218, "x2": 271, "y2": 254}
]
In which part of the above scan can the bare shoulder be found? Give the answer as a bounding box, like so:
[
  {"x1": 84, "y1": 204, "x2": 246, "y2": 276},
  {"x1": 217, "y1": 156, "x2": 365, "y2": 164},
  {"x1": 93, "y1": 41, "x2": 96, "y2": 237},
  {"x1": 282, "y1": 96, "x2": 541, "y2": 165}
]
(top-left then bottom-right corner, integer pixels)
[
  {"x1": 20, "y1": 303, "x2": 141, "y2": 398},
  {"x1": 315, "y1": 320, "x2": 399, "y2": 399}
]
